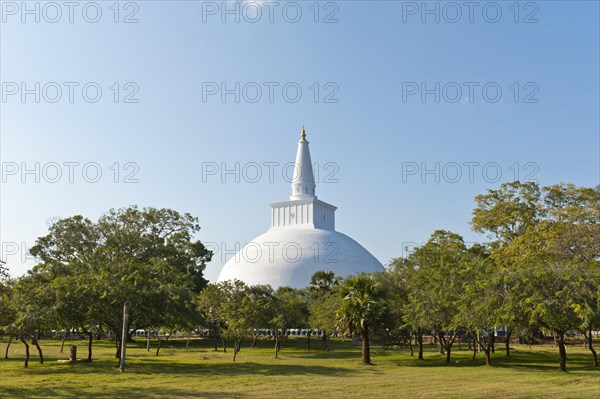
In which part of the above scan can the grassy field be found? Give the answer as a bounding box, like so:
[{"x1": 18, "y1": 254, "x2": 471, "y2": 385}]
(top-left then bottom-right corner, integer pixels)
[{"x1": 1, "y1": 336, "x2": 598, "y2": 398}]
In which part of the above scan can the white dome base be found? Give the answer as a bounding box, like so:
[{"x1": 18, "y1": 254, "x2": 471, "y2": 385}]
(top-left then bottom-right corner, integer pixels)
[{"x1": 217, "y1": 227, "x2": 384, "y2": 288}]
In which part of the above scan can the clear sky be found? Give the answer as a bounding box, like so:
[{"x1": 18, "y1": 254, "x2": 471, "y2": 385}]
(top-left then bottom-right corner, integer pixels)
[{"x1": 1, "y1": 0, "x2": 599, "y2": 282}]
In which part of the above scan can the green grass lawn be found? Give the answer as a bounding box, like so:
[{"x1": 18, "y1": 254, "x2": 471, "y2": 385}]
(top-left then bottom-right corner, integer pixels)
[{"x1": 1, "y1": 336, "x2": 598, "y2": 398}]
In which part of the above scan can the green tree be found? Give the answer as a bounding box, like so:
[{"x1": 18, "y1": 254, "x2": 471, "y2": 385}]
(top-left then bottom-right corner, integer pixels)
[
  {"x1": 0, "y1": 262, "x2": 17, "y2": 359},
  {"x1": 337, "y1": 274, "x2": 386, "y2": 365},
  {"x1": 471, "y1": 181, "x2": 542, "y2": 246},
  {"x1": 403, "y1": 230, "x2": 467, "y2": 363},
  {"x1": 383, "y1": 258, "x2": 420, "y2": 357},
  {"x1": 454, "y1": 245, "x2": 500, "y2": 365},
  {"x1": 472, "y1": 182, "x2": 600, "y2": 371},
  {"x1": 197, "y1": 283, "x2": 229, "y2": 352},
  {"x1": 29, "y1": 207, "x2": 212, "y2": 359},
  {"x1": 198, "y1": 281, "x2": 274, "y2": 362},
  {"x1": 9, "y1": 270, "x2": 55, "y2": 367},
  {"x1": 471, "y1": 181, "x2": 544, "y2": 353},
  {"x1": 267, "y1": 286, "x2": 307, "y2": 358},
  {"x1": 308, "y1": 270, "x2": 341, "y2": 350}
]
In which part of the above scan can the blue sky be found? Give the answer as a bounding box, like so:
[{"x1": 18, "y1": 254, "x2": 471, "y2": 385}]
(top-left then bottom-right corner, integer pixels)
[{"x1": 1, "y1": 0, "x2": 599, "y2": 281}]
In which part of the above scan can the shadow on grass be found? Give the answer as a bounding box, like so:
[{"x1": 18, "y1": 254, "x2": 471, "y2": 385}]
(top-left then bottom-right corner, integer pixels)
[
  {"x1": 0, "y1": 385, "x2": 245, "y2": 399},
  {"x1": 3, "y1": 356, "x2": 359, "y2": 379},
  {"x1": 390, "y1": 346, "x2": 599, "y2": 372}
]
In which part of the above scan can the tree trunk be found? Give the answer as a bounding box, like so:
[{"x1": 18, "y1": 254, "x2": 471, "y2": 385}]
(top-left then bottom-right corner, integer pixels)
[
  {"x1": 114, "y1": 332, "x2": 121, "y2": 359},
  {"x1": 147, "y1": 330, "x2": 151, "y2": 352},
  {"x1": 214, "y1": 333, "x2": 219, "y2": 351},
  {"x1": 557, "y1": 333, "x2": 567, "y2": 372},
  {"x1": 445, "y1": 345, "x2": 451, "y2": 363},
  {"x1": 361, "y1": 328, "x2": 371, "y2": 365},
  {"x1": 32, "y1": 336, "x2": 43, "y2": 364},
  {"x1": 491, "y1": 333, "x2": 495, "y2": 353},
  {"x1": 59, "y1": 330, "x2": 66, "y2": 353},
  {"x1": 233, "y1": 340, "x2": 240, "y2": 362},
  {"x1": 70, "y1": 345, "x2": 77, "y2": 362},
  {"x1": 505, "y1": 329, "x2": 512, "y2": 357},
  {"x1": 119, "y1": 304, "x2": 129, "y2": 373},
  {"x1": 306, "y1": 330, "x2": 311, "y2": 350},
  {"x1": 484, "y1": 346, "x2": 492, "y2": 366},
  {"x1": 155, "y1": 334, "x2": 162, "y2": 356},
  {"x1": 221, "y1": 334, "x2": 227, "y2": 353},
  {"x1": 86, "y1": 330, "x2": 93, "y2": 362},
  {"x1": 408, "y1": 336, "x2": 414, "y2": 356},
  {"x1": 416, "y1": 330, "x2": 424, "y2": 360},
  {"x1": 4, "y1": 335, "x2": 12, "y2": 359},
  {"x1": 20, "y1": 337, "x2": 30, "y2": 368},
  {"x1": 274, "y1": 335, "x2": 279, "y2": 358},
  {"x1": 584, "y1": 327, "x2": 598, "y2": 367}
]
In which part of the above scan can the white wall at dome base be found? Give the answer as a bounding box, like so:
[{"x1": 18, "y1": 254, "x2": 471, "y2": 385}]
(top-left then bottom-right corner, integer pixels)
[{"x1": 270, "y1": 198, "x2": 336, "y2": 230}]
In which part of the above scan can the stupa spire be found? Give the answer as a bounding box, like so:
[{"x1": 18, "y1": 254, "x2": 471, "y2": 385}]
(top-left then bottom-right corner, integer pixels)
[{"x1": 290, "y1": 127, "x2": 316, "y2": 200}]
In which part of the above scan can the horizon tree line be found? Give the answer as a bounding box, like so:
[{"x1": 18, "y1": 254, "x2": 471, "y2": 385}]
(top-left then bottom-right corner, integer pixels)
[{"x1": 0, "y1": 181, "x2": 598, "y2": 372}]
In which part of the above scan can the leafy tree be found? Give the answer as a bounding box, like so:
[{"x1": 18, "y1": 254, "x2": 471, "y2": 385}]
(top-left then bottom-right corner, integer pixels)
[
  {"x1": 308, "y1": 270, "x2": 341, "y2": 350},
  {"x1": 0, "y1": 262, "x2": 17, "y2": 359},
  {"x1": 337, "y1": 274, "x2": 386, "y2": 365},
  {"x1": 473, "y1": 182, "x2": 600, "y2": 371},
  {"x1": 454, "y1": 245, "x2": 500, "y2": 365},
  {"x1": 198, "y1": 281, "x2": 274, "y2": 362},
  {"x1": 310, "y1": 271, "x2": 340, "y2": 294},
  {"x1": 28, "y1": 206, "x2": 212, "y2": 359},
  {"x1": 308, "y1": 293, "x2": 341, "y2": 351},
  {"x1": 471, "y1": 181, "x2": 542, "y2": 245},
  {"x1": 403, "y1": 230, "x2": 467, "y2": 363},
  {"x1": 219, "y1": 280, "x2": 256, "y2": 362},
  {"x1": 383, "y1": 258, "x2": 420, "y2": 357},
  {"x1": 267, "y1": 286, "x2": 307, "y2": 358},
  {"x1": 197, "y1": 283, "x2": 229, "y2": 352},
  {"x1": 9, "y1": 270, "x2": 55, "y2": 367}
]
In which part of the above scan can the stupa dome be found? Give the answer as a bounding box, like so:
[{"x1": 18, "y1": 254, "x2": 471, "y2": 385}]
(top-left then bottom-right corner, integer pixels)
[{"x1": 217, "y1": 128, "x2": 384, "y2": 288}]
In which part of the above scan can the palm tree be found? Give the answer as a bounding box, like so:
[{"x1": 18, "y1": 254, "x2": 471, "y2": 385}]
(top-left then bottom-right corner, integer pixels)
[
  {"x1": 337, "y1": 274, "x2": 384, "y2": 365},
  {"x1": 309, "y1": 270, "x2": 339, "y2": 294}
]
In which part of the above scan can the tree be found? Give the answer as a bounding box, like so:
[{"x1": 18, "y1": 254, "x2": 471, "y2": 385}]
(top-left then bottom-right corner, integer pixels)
[
  {"x1": 310, "y1": 271, "x2": 340, "y2": 294},
  {"x1": 471, "y1": 181, "x2": 542, "y2": 246},
  {"x1": 198, "y1": 281, "x2": 274, "y2": 362},
  {"x1": 308, "y1": 271, "x2": 341, "y2": 350},
  {"x1": 28, "y1": 206, "x2": 212, "y2": 360},
  {"x1": 337, "y1": 274, "x2": 386, "y2": 365},
  {"x1": 219, "y1": 280, "x2": 256, "y2": 362},
  {"x1": 9, "y1": 270, "x2": 55, "y2": 367},
  {"x1": 578, "y1": 261, "x2": 600, "y2": 367},
  {"x1": 455, "y1": 245, "x2": 500, "y2": 366},
  {"x1": 471, "y1": 181, "x2": 546, "y2": 355},
  {"x1": 403, "y1": 230, "x2": 467, "y2": 364},
  {"x1": 473, "y1": 182, "x2": 600, "y2": 371},
  {"x1": 0, "y1": 263, "x2": 17, "y2": 359},
  {"x1": 267, "y1": 286, "x2": 307, "y2": 358},
  {"x1": 308, "y1": 293, "x2": 341, "y2": 351},
  {"x1": 198, "y1": 283, "x2": 229, "y2": 352},
  {"x1": 384, "y1": 258, "x2": 421, "y2": 357}
]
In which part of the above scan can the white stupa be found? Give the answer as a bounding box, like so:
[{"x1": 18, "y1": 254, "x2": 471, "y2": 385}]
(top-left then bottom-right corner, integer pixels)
[{"x1": 217, "y1": 128, "x2": 384, "y2": 288}]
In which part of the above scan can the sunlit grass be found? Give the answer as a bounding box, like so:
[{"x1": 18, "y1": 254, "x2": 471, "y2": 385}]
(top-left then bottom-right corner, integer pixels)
[{"x1": 1, "y1": 336, "x2": 598, "y2": 398}]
